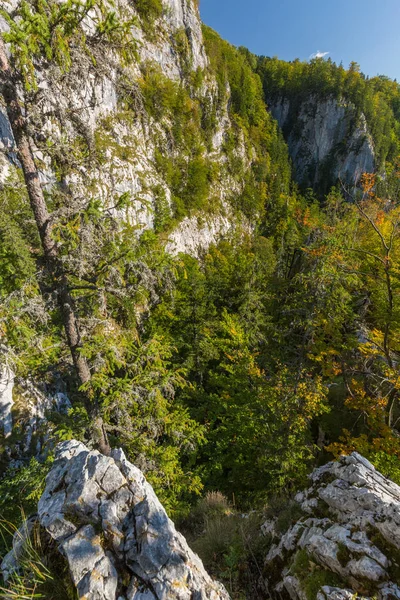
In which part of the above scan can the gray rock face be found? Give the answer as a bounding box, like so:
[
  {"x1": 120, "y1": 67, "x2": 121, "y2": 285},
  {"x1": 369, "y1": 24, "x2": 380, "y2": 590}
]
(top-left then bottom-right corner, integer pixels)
[
  {"x1": 0, "y1": 0, "x2": 242, "y2": 258},
  {"x1": 143, "y1": 0, "x2": 208, "y2": 78},
  {"x1": 265, "y1": 453, "x2": 400, "y2": 600},
  {"x1": 270, "y1": 97, "x2": 375, "y2": 193},
  {"x1": 0, "y1": 365, "x2": 14, "y2": 437},
  {"x1": 165, "y1": 211, "x2": 236, "y2": 257},
  {"x1": 30, "y1": 440, "x2": 229, "y2": 600},
  {"x1": 0, "y1": 367, "x2": 71, "y2": 460}
]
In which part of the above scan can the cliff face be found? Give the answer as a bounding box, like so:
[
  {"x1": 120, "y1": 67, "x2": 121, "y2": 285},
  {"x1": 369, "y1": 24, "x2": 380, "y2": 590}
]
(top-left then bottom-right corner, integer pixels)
[
  {"x1": 270, "y1": 96, "x2": 375, "y2": 194},
  {"x1": 0, "y1": 0, "x2": 248, "y2": 256}
]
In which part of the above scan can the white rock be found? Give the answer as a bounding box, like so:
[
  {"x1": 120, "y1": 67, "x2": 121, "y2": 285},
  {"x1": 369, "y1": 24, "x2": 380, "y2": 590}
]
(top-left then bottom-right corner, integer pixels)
[
  {"x1": 265, "y1": 453, "x2": 400, "y2": 600},
  {"x1": 270, "y1": 96, "x2": 375, "y2": 191},
  {"x1": 0, "y1": 365, "x2": 14, "y2": 437},
  {"x1": 35, "y1": 440, "x2": 230, "y2": 600}
]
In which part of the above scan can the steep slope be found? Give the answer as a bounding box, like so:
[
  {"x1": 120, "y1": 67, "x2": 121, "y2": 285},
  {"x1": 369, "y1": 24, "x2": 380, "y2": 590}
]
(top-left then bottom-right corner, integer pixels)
[
  {"x1": 0, "y1": 0, "x2": 290, "y2": 254},
  {"x1": 0, "y1": 0, "x2": 294, "y2": 512},
  {"x1": 1, "y1": 10, "x2": 400, "y2": 598},
  {"x1": 257, "y1": 56, "x2": 400, "y2": 195}
]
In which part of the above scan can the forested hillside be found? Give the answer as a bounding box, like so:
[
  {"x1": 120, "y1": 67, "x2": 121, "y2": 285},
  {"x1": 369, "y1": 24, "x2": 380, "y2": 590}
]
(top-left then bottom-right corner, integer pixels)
[
  {"x1": 258, "y1": 55, "x2": 400, "y2": 164},
  {"x1": 257, "y1": 55, "x2": 400, "y2": 193},
  {"x1": 0, "y1": 1, "x2": 400, "y2": 598}
]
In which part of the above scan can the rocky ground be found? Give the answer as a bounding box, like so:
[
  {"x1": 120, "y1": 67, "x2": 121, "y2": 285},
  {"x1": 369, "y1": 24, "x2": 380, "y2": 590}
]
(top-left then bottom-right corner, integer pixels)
[
  {"x1": 3, "y1": 445, "x2": 400, "y2": 600},
  {"x1": 264, "y1": 453, "x2": 400, "y2": 600},
  {"x1": 2, "y1": 440, "x2": 230, "y2": 600}
]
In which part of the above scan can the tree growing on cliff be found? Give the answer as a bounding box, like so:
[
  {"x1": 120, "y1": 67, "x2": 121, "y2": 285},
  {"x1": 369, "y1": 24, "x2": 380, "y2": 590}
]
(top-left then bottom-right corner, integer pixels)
[
  {"x1": 0, "y1": 1, "x2": 117, "y2": 452},
  {"x1": 0, "y1": 1, "x2": 208, "y2": 509}
]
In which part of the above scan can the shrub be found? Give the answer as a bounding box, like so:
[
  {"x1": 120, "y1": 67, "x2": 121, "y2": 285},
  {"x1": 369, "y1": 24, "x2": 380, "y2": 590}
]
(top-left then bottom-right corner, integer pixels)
[
  {"x1": 0, "y1": 518, "x2": 76, "y2": 600},
  {"x1": 133, "y1": 0, "x2": 163, "y2": 32},
  {"x1": 178, "y1": 494, "x2": 268, "y2": 599}
]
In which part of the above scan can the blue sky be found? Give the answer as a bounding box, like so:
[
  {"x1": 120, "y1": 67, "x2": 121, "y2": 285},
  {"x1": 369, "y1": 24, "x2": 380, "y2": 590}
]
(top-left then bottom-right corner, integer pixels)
[{"x1": 199, "y1": 0, "x2": 400, "y2": 81}]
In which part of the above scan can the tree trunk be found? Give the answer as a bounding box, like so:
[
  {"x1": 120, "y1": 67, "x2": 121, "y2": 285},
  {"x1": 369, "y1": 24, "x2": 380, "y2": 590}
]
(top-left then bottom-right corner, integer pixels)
[{"x1": 0, "y1": 39, "x2": 110, "y2": 455}]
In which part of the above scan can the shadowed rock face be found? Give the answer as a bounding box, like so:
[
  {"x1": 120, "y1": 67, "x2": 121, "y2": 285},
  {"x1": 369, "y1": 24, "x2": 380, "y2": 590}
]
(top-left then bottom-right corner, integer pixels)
[
  {"x1": 264, "y1": 453, "x2": 400, "y2": 600},
  {"x1": 10, "y1": 440, "x2": 230, "y2": 600},
  {"x1": 269, "y1": 97, "x2": 375, "y2": 195}
]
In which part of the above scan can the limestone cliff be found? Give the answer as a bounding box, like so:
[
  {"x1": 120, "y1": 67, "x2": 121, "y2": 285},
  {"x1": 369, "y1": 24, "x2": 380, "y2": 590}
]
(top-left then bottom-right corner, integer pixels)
[
  {"x1": 0, "y1": 0, "x2": 251, "y2": 256},
  {"x1": 269, "y1": 96, "x2": 375, "y2": 194}
]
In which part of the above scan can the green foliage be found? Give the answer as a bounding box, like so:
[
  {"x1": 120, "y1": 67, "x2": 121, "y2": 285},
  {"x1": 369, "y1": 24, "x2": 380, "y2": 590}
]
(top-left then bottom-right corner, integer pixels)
[
  {"x1": 2, "y1": 0, "x2": 136, "y2": 90},
  {"x1": 83, "y1": 329, "x2": 205, "y2": 512},
  {"x1": 4, "y1": 0, "x2": 400, "y2": 572},
  {"x1": 291, "y1": 549, "x2": 344, "y2": 600},
  {"x1": 0, "y1": 519, "x2": 76, "y2": 599},
  {"x1": 0, "y1": 179, "x2": 63, "y2": 381},
  {"x1": 137, "y1": 63, "x2": 220, "y2": 219},
  {"x1": 137, "y1": 29, "x2": 293, "y2": 228},
  {"x1": 133, "y1": 0, "x2": 163, "y2": 33},
  {"x1": 188, "y1": 312, "x2": 327, "y2": 501},
  {"x1": 140, "y1": 64, "x2": 183, "y2": 120},
  {"x1": 263, "y1": 496, "x2": 305, "y2": 535},
  {"x1": 0, "y1": 174, "x2": 37, "y2": 295},
  {"x1": 173, "y1": 28, "x2": 193, "y2": 77},
  {"x1": 203, "y1": 26, "x2": 292, "y2": 224},
  {"x1": 0, "y1": 458, "x2": 52, "y2": 554},
  {"x1": 150, "y1": 234, "x2": 329, "y2": 504},
  {"x1": 367, "y1": 453, "x2": 400, "y2": 485}
]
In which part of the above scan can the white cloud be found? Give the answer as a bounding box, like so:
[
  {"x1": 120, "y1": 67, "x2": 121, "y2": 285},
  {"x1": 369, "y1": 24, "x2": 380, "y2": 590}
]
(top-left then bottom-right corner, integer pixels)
[{"x1": 309, "y1": 51, "x2": 330, "y2": 60}]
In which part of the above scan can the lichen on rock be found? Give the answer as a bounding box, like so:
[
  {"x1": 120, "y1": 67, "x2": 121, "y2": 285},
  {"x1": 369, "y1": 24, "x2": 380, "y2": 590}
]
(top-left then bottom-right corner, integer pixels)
[
  {"x1": 264, "y1": 453, "x2": 400, "y2": 600},
  {"x1": 2, "y1": 439, "x2": 230, "y2": 600}
]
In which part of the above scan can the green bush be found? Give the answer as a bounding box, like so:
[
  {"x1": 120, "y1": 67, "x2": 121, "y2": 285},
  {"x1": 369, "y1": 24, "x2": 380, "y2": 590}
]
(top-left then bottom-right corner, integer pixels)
[{"x1": 133, "y1": 0, "x2": 163, "y2": 31}]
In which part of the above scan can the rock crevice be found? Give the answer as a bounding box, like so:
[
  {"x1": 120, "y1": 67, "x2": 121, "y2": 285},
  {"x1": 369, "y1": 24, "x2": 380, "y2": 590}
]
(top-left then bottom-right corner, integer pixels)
[
  {"x1": 264, "y1": 453, "x2": 400, "y2": 600},
  {"x1": 3, "y1": 440, "x2": 230, "y2": 600}
]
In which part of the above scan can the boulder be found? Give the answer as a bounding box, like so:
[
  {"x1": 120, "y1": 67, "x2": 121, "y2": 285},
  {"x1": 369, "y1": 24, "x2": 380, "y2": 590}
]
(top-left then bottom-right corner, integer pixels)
[
  {"x1": 265, "y1": 453, "x2": 400, "y2": 599},
  {"x1": 2, "y1": 440, "x2": 230, "y2": 600}
]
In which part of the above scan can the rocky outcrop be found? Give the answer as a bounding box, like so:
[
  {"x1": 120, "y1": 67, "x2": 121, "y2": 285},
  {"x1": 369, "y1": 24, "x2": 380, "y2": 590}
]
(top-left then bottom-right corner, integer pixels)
[
  {"x1": 2, "y1": 439, "x2": 230, "y2": 600},
  {"x1": 0, "y1": 360, "x2": 71, "y2": 461},
  {"x1": 264, "y1": 453, "x2": 400, "y2": 600},
  {"x1": 166, "y1": 213, "x2": 232, "y2": 256},
  {"x1": 6, "y1": 446, "x2": 400, "y2": 600},
  {"x1": 270, "y1": 97, "x2": 375, "y2": 194}
]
